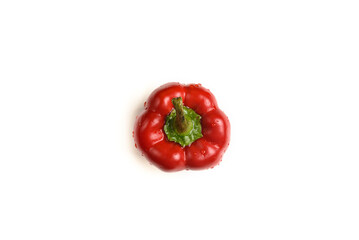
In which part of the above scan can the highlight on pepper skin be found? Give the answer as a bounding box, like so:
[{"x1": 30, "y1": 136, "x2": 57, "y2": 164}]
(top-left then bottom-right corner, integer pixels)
[{"x1": 133, "y1": 82, "x2": 230, "y2": 172}]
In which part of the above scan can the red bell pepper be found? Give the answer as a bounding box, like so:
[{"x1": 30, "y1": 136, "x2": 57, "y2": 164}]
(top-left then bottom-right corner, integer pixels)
[{"x1": 134, "y1": 82, "x2": 230, "y2": 172}]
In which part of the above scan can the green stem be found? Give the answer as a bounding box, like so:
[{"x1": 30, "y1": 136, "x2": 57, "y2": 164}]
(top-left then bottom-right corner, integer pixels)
[
  {"x1": 164, "y1": 97, "x2": 203, "y2": 147},
  {"x1": 171, "y1": 97, "x2": 190, "y2": 134}
]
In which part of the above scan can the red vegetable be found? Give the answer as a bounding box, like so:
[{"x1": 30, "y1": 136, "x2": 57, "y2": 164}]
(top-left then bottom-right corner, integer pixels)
[{"x1": 134, "y1": 82, "x2": 230, "y2": 171}]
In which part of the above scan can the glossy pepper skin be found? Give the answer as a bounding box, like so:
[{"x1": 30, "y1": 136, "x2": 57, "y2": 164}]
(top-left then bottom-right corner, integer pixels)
[{"x1": 134, "y1": 82, "x2": 230, "y2": 172}]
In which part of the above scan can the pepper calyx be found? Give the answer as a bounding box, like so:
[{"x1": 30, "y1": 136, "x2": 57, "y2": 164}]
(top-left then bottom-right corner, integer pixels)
[{"x1": 164, "y1": 97, "x2": 203, "y2": 147}]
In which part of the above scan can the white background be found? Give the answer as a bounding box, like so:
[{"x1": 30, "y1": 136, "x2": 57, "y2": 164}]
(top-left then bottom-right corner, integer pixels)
[{"x1": 0, "y1": 0, "x2": 358, "y2": 239}]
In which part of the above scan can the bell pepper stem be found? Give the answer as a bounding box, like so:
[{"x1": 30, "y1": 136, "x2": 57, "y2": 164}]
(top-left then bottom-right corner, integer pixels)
[
  {"x1": 172, "y1": 97, "x2": 190, "y2": 134},
  {"x1": 165, "y1": 97, "x2": 202, "y2": 146}
]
